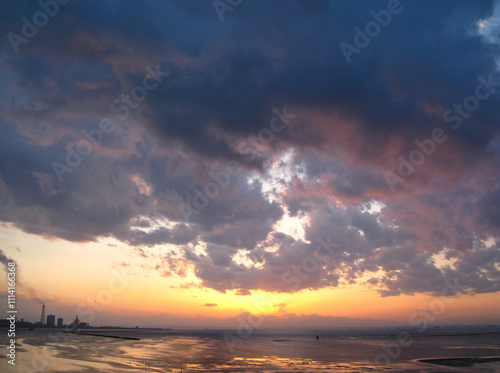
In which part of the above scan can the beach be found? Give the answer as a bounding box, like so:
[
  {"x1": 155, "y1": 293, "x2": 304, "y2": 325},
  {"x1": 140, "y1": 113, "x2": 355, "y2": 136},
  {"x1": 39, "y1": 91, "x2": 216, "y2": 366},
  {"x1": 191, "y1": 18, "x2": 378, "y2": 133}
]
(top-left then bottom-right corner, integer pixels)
[{"x1": 1, "y1": 326, "x2": 499, "y2": 372}]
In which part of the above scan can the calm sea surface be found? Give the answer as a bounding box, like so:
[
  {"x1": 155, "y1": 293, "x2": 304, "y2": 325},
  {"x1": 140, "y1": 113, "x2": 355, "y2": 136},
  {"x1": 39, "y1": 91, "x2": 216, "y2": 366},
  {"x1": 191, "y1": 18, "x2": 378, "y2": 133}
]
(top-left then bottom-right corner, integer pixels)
[{"x1": 1, "y1": 326, "x2": 499, "y2": 372}]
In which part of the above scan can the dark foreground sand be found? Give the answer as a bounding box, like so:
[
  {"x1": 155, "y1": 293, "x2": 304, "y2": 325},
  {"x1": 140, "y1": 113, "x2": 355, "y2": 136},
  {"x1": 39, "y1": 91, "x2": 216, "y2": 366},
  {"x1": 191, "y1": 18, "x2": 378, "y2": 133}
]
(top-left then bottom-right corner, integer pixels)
[{"x1": 2, "y1": 327, "x2": 500, "y2": 372}]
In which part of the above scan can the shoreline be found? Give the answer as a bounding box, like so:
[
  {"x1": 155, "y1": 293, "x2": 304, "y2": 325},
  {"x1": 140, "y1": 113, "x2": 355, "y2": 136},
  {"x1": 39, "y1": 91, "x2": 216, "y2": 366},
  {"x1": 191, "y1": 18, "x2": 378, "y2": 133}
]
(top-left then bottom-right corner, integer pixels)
[{"x1": 62, "y1": 331, "x2": 140, "y2": 340}]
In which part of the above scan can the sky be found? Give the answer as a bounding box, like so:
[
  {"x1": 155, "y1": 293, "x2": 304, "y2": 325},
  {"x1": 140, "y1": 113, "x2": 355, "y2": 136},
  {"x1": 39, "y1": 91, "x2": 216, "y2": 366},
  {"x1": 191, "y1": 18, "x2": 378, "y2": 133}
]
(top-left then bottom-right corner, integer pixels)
[{"x1": 0, "y1": 0, "x2": 499, "y2": 328}]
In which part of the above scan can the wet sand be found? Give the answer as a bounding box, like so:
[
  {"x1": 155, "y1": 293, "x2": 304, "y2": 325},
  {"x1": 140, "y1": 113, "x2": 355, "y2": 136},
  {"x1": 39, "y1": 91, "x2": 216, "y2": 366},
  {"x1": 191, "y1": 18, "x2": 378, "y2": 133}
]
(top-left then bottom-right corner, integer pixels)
[{"x1": 1, "y1": 327, "x2": 499, "y2": 372}]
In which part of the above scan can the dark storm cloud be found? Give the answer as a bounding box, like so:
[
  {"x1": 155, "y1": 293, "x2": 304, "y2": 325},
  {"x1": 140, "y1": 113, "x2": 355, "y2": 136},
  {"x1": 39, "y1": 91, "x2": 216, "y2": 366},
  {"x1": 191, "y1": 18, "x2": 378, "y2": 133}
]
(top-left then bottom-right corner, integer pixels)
[
  {"x1": 133, "y1": 0, "x2": 500, "y2": 167},
  {"x1": 3, "y1": 0, "x2": 499, "y2": 164},
  {"x1": 0, "y1": 120, "x2": 281, "y2": 244},
  {"x1": 0, "y1": 248, "x2": 14, "y2": 266},
  {"x1": 0, "y1": 0, "x2": 499, "y2": 297},
  {"x1": 117, "y1": 224, "x2": 198, "y2": 247},
  {"x1": 185, "y1": 200, "x2": 499, "y2": 296}
]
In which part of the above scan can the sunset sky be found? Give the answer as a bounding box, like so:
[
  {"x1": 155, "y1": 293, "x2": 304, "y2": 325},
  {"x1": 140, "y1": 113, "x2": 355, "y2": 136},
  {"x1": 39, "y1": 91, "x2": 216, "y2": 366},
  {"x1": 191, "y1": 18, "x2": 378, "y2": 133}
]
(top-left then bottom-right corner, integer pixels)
[{"x1": 1, "y1": 0, "x2": 500, "y2": 328}]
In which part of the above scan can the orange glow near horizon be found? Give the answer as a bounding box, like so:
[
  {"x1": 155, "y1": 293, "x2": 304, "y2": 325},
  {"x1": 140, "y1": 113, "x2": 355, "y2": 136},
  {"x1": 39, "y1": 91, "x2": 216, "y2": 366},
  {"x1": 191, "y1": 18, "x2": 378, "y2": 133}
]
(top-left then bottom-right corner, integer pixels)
[{"x1": 1, "y1": 224, "x2": 499, "y2": 327}]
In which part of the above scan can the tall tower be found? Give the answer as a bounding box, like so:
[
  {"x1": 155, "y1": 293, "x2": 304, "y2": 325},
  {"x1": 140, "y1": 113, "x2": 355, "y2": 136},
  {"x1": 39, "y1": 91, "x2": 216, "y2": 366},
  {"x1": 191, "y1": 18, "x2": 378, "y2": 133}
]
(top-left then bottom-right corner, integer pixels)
[{"x1": 40, "y1": 304, "x2": 45, "y2": 325}]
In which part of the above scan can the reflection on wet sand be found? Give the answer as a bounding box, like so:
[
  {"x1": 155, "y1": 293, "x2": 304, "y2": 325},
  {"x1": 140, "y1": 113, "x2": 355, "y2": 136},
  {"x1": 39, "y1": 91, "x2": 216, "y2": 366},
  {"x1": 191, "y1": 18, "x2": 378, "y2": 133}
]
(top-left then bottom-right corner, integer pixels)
[{"x1": 1, "y1": 328, "x2": 499, "y2": 372}]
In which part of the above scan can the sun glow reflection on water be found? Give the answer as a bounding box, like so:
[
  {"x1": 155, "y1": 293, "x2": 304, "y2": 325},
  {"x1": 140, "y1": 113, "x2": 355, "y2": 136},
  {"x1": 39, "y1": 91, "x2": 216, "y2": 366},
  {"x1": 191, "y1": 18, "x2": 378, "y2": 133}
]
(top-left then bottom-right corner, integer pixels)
[{"x1": 2, "y1": 328, "x2": 499, "y2": 373}]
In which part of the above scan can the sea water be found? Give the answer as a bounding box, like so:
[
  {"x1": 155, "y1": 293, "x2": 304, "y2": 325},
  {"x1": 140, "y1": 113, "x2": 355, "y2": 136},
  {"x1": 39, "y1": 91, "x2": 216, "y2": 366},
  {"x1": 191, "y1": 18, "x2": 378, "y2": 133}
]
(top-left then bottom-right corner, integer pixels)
[{"x1": 1, "y1": 326, "x2": 499, "y2": 372}]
